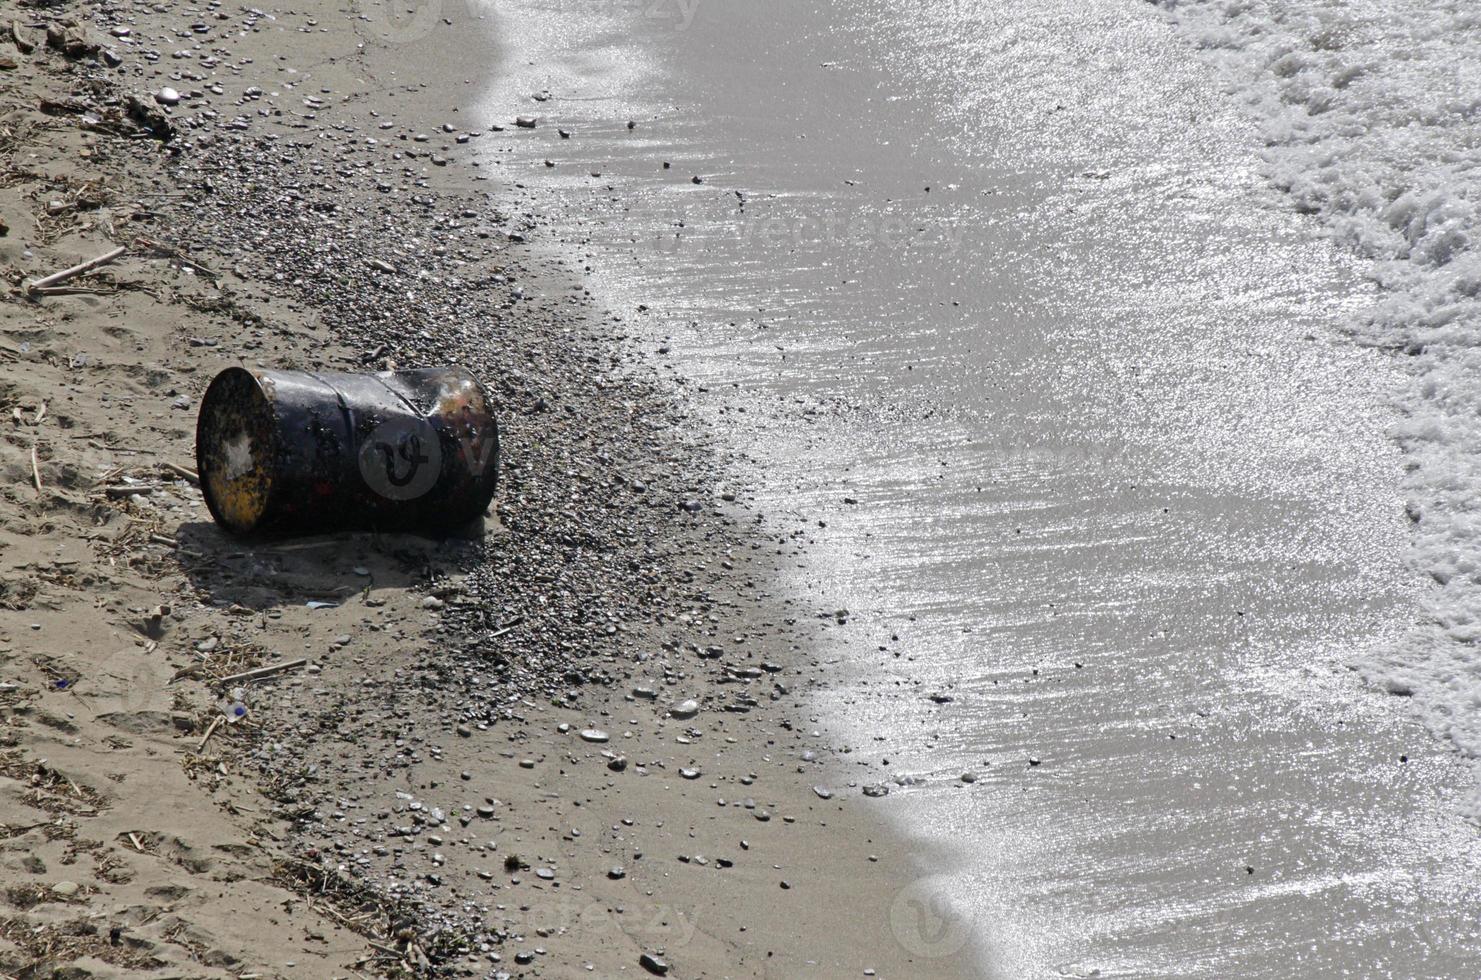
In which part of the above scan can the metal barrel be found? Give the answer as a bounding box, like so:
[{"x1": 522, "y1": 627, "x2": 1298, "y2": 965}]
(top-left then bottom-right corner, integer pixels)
[{"x1": 195, "y1": 366, "x2": 499, "y2": 536}]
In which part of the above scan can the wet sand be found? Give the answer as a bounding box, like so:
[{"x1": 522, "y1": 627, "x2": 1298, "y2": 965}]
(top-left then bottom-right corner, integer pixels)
[{"x1": 468, "y1": 0, "x2": 1481, "y2": 975}]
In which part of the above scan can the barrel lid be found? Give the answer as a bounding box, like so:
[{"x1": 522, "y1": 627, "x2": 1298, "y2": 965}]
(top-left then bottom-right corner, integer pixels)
[{"x1": 196, "y1": 367, "x2": 277, "y2": 534}]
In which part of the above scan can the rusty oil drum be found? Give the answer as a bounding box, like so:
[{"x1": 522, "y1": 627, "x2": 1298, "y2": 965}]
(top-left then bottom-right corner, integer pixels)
[{"x1": 195, "y1": 367, "x2": 499, "y2": 536}]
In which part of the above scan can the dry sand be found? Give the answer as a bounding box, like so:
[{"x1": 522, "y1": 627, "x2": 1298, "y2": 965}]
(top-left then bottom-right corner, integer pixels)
[{"x1": 0, "y1": 2, "x2": 972, "y2": 978}]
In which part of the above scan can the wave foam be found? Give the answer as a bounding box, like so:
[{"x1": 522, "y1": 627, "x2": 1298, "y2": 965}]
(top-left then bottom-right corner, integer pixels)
[{"x1": 1154, "y1": 0, "x2": 1481, "y2": 780}]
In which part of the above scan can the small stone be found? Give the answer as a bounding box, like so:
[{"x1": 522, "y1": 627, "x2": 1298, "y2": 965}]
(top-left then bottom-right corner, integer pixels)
[
  {"x1": 608, "y1": 866, "x2": 625, "y2": 880},
  {"x1": 155, "y1": 87, "x2": 181, "y2": 106},
  {"x1": 960, "y1": 771, "x2": 977, "y2": 784},
  {"x1": 679, "y1": 767, "x2": 701, "y2": 780},
  {"x1": 51, "y1": 881, "x2": 79, "y2": 898},
  {"x1": 535, "y1": 867, "x2": 555, "y2": 880},
  {"x1": 579, "y1": 729, "x2": 609, "y2": 743},
  {"x1": 639, "y1": 952, "x2": 668, "y2": 976},
  {"x1": 671, "y1": 699, "x2": 699, "y2": 720},
  {"x1": 515, "y1": 115, "x2": 537, "y2": 128},
  {"x1": 862, "y1": 784, "x2": 890, "y2": 798},
  {"x1": 607, "y1": 756, "x2": 628, "y2": 772},
  {"x1": 813, "y1": 786, "x2": 833, "y2": 800}
]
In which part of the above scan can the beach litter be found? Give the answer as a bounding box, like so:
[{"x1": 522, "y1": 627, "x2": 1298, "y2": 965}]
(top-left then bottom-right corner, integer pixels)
[{"x1": 195, "y1": 366, "x2": 499, "y2": 536}]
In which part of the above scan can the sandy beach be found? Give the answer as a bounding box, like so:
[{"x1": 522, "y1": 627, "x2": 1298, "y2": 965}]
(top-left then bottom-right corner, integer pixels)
[
  {"x1": 0, "y1": 2, "x2": 968, "y2": 978},
  {"x1": 5, "y1": 0, "x2": 1481, "y2": 978}
]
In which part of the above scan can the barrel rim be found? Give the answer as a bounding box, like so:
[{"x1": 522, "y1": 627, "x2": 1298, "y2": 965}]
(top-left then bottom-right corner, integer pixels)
[{"x1": 196, "y1": 366, "x2": 281, "y2": 535}]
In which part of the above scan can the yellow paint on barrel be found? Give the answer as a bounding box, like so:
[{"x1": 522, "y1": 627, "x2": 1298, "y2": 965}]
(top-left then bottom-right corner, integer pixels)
[{"x1": 205, "y1": 429, "x2": 271, "y2": 531}]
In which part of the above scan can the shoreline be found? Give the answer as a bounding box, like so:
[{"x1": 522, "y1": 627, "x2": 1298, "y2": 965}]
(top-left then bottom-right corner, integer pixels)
[
  {"x1": 1, "y1": 1, "x2": 964, "y2": 978},
  {"x1": 460, "y1": 0, "x2": 1481, "y2": 975}
]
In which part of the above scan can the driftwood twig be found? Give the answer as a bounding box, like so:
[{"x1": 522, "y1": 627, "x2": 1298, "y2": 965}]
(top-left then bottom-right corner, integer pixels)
[
  {"x1": 216, "y1": 658, "x2": 308, "y2": 686},
  {"x1": 161, "y1": 461, "x2": 199, "y2": 483},
  {"x1": 134, "y1": 236, "x2": 218, "y2": 278},
  {"x1": 196, "y1": 715, "x2": 224, "y2": 752},
  {"x1": 25, "y1": 245, "x2": 128, "y2": 296}
]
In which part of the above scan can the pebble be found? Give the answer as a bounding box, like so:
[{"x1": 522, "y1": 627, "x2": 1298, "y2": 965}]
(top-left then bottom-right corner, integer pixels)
[
  {"x1": 679, "y1": 767, "x2": 701, "y2": 779},
  {"x1": 579, "y1": 728, "x2": 610, "y2": 743},
  {"x1": 813, "y1": 785, "x2": 833, "y2": 800},
  {"x1": 671, "y1": 698, "x2": 700, "y2": 719},
  {"x1": 639, "y1": 953, "x2": 669, "y2": 976},
  {"x1": 51, "y1": 881, "x2": 79, "y2": 897},
  {"x1": 155, "y1": 86, "x2": 181, "y2": 106}
]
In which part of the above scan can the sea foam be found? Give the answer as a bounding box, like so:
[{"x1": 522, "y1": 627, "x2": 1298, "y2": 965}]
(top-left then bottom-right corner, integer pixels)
[{"x1": 1154, "y1": 0, "x2": 1481, "y2": 784}]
